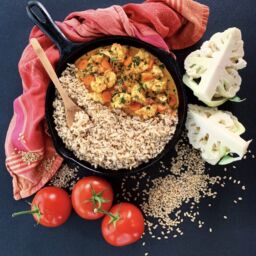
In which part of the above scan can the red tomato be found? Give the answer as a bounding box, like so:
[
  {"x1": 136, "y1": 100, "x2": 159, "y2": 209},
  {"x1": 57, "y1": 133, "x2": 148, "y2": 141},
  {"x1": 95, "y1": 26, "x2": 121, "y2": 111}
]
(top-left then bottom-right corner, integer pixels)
[
  {"x1": 101, "y1": 203, "x2": 145, "y2": 246},
  {"x1": 71, "y1": 176, "x2": 114, "y2": 220},
  {"x1": 12, "y1": 187, "x2": 72, "y2": 228}
]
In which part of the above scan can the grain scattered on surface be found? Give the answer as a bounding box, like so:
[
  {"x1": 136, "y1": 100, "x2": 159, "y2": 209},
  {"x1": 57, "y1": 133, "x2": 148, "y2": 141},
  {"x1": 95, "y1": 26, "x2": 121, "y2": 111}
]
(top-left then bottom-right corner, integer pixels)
[{"x1": 49, "y1": 164, "x2": 79, "y2": 190}]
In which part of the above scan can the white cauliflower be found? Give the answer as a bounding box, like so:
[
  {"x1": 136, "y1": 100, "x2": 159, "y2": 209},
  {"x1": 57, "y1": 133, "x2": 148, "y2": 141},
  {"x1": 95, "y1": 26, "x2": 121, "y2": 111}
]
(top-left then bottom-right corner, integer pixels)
[
  {"x1": 186, "y1": 104, "x2": 251, "y2": 165},
  {"x1": 183, "y1": 28, "x2": 247, "y2": 107}
]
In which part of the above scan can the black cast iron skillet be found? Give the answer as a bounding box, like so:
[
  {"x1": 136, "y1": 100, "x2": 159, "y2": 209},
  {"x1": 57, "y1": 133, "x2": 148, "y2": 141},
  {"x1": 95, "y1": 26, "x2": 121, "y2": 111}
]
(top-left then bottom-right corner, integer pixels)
[{"x1": 26, "y1": 1, "x2": 187, "y2": 176}]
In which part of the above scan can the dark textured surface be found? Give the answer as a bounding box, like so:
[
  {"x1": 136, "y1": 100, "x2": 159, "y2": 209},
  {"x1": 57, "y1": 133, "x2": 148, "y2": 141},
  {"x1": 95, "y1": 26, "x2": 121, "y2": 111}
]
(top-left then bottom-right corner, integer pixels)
[{"x1": 0, "y1": 1, "x2": 256, "y2": 256}]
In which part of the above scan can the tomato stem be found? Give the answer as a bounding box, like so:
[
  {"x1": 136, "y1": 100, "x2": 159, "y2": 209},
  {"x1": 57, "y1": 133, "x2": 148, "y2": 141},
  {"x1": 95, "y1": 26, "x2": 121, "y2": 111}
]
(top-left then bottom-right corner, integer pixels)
[
  {"x1": 12, "y1": 205, "x2": 42, "y2": 224},
  {"x1": 88, "y1": 184, "x2": 110, "y2": 212},
  {"x1": 93, "y1": 208, "x2": 114, "y2": 218},
  {"x1": 12, "y1": 209, "x2": 39, "y2": 217},
  {"x1": 94, "y1": 207, "x2": 120, "y2": 228}
]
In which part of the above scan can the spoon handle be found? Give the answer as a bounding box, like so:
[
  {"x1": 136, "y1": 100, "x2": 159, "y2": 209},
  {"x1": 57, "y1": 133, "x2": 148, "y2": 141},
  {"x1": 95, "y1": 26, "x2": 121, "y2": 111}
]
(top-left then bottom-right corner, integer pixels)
[{"x1": 30, "y1": 38, "x2": 71, "y2": 104}]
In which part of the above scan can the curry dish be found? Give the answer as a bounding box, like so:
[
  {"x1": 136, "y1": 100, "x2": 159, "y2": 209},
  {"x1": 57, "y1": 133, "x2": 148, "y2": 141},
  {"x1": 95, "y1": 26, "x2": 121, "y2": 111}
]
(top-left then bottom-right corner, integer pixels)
[{"x1": 75, "y1": 43, "x2": 178, "y2": 119}]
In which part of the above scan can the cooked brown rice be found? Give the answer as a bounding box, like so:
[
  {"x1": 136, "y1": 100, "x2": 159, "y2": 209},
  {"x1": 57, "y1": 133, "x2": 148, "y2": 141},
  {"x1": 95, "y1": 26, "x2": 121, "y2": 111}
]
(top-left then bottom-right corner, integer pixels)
[{"x1": 52, "y1": 65, "x2": 178, "y2": 170}]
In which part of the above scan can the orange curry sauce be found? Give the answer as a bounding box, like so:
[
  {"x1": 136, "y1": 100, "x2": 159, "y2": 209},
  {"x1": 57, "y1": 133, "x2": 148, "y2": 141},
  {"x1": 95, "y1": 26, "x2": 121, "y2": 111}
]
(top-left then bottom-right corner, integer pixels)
[{"x1": 75, "y1": 43, "x2": 178, "y2": 119}]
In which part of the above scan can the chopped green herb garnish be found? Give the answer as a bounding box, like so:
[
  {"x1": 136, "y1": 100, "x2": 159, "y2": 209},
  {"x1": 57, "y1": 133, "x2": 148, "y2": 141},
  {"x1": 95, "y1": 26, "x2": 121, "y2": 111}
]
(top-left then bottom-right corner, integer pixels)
[
  {"x1": 133, "y1": 56, "x2": 141, "y2": 66},
  {"x1": 142, "y1": 84, "x2": 148, "y2": 90},
  {"x1": 117, "y1": 78, "x2": 124, "y2": 85},
  {"x1": 110, "y1": 57, "x2": 118, "y2": 62},
  {"x1": 120, "y1": 97, "x2": 126, "y2": 104},
  {"x1": 138, "y1": 84, "x2": 143, "y2": 92},
  {"x1": 159, "y1": 64, "x2": 165, "y2": 69}
]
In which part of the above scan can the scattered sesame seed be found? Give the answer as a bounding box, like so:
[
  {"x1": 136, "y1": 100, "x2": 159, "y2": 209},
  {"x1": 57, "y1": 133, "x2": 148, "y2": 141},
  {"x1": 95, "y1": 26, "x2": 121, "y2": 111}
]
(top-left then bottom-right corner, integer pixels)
[
  {"x1": 49, "y1": 164, "x2": 79, "y2": 190},
  {"x1": 238, "y1": 197, "x2": 243, "y2": 201},
  {"x1": 223, "y1": 216, "x2": 228, "y2": 219},
  {"x1": 118, "y1": 134, "x2": 247, "y2": 245}
]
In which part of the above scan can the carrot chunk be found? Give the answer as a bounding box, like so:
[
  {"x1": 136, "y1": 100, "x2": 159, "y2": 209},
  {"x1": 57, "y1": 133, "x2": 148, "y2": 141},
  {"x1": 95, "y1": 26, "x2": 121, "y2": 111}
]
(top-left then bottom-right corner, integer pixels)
[
  {"x1": 142, "y1": 72, "x2": 154, "y2": 81},
  {"x1": 76, "y1": 59, "x2": 88, "y2": 70},
  {"x1": 157, "y1": 104, "x2": 168, "y2": 113},
  {"x1": 83, "y1": 75, "x2": 95, "y2": 86},
  {"x1": 169, "y1": 93, "x2": 177, "y2": 108},
  {"x1": 147, "y1": 59, "x2": 154, "y2": 70},
  {"x1": 101, "y1": 58, "x2": 112, "y2": 70},
  {"x1": 101, "y1": 90, "x2": 112, "y2": 103},
  {"x1": 127, "y1": 102, "x2": 143, "y2": 112},
  {"x1": 124, "y1": 56, "x2": 132, "y2": 66}
]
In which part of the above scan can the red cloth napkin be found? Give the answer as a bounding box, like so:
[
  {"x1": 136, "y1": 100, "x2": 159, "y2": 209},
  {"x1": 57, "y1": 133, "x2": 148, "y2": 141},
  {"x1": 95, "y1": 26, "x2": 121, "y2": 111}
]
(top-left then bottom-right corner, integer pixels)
[{"x1": 5, "y1": 0, "x2": 209, "y2": 200}]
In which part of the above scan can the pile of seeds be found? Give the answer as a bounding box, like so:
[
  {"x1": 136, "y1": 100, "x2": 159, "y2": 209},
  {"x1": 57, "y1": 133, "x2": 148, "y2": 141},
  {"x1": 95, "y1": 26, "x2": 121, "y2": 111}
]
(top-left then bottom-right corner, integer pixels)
[
  {"x1": 20, "y1": 151, "x2": 42, "y2": 165},
  {"x1": 118, "y1": 134, "x2": 249, "y2": 240},
  {"x1": 49, "y1": 164, "x2": 79, "y2": 190}
]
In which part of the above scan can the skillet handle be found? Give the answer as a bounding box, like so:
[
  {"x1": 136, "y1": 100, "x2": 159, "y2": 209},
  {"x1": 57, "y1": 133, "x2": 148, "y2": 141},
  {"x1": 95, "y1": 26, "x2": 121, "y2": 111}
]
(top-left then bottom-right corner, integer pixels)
[{"x1": 26, "y1": 1, "x2": 73, "y2": 56}]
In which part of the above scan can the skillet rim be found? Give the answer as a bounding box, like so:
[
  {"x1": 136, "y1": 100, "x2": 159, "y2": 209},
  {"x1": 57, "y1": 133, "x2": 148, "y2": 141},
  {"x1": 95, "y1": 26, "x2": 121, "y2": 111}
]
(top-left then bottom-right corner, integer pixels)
[{"x1": 45, "y1": 35, "x2": 187, "y2": 176}]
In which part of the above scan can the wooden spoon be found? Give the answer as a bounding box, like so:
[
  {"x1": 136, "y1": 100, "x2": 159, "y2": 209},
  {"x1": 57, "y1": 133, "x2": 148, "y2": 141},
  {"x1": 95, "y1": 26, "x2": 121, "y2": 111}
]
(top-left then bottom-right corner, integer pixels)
[{"x1": 30, "y1": 38, "x2": 81, "y2": 128}]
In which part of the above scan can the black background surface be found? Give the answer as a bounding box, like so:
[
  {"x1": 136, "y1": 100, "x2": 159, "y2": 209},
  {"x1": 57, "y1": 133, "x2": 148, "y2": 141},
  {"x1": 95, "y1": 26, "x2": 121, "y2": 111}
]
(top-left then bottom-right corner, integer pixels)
[{"x1": 0, "y1": 1, "x2": 256, "y2": 256}]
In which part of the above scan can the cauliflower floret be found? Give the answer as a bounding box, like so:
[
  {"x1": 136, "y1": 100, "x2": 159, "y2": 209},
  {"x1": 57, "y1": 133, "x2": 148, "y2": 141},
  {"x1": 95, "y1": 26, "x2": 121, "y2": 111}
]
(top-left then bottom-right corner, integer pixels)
[
  {"x1": 130, "y1": 50, "x2": 151, "y2": 73},
  {"x1": 151, "y1": 65, "x2": 164, "y2": 78},
  {"x1": 131, "y1": 84, "x2": 146, "y2": 104},
  {"x1": 100, "y1": 44, "x2": 127, "y2": 63},
  {"x1": 105, "y1": 70, "x2": 116, "y2": 88},
  {"x1": 90, "y1": 76, "x2": 107, "y2": 93},
  {"x1": 144, "y1": 79, "x2": 166, "y2": 93},
  {"x1": 88, "y1": 92, "x2": 104, "y2": 104},
  {"x1": 135, "y1": 105, "x2": 158, "y2": 119},
  {"x1": 183, "y1": 27, "x2": 247, "y2": 107},
  {"x1": 111, "y1": 93, "x2": 131, "y2": 109},
  {"x1": 156, "y1": 94, "x2": 168, "y2": 103},
  {"x1": 111, "y1": 44, "x2": 127, "y2": 62},
  {"x1": 89, "y1": 54, "x2": 104, "y2": 63},
  {"x1": 186, "y1": 104, "x2": 251, "y2": 165},
  {"x1": 86, "y1": 54, "x2": 104, "y2": 73},
  {"x1": 90, "y1": 71, "x2": 116, "y2": 93}
]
